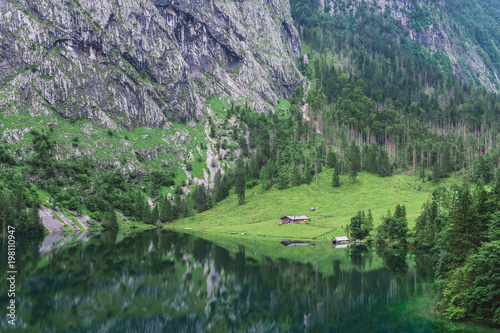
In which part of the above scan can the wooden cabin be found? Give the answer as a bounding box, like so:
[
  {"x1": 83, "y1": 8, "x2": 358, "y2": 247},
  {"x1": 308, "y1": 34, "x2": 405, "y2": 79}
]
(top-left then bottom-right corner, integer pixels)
[
  {"x1": 279, "y1": 215, "x2": 310, "y2": 225},
  {"x1": 331, "y1": 236, "x2": 350, "y2": 244}
]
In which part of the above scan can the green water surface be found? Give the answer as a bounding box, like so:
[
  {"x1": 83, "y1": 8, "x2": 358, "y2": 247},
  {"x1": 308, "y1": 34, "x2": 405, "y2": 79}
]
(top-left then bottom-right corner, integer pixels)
[{"x1": 0, "y1": 230, "x2": 498, "y2": 332}]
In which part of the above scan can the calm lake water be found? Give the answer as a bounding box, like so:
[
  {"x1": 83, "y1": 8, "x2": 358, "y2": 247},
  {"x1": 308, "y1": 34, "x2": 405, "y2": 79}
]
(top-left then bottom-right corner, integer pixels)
[{"x1": 0, "y1": 230, "x2": 498, "y2": 332}]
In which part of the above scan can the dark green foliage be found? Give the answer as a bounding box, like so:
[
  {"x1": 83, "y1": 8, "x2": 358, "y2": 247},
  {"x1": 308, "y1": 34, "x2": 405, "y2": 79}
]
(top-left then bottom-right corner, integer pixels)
[
  {"x1": 432, "y1": 161, "x2": 441, "y2": 183},
  {"x1": 150, "y1": 205, "x2": 159, "y2": 225},
  {"x1": 468, "y1": 240, "x2": 500, "y2": 323},
  {"x1": 377, "y1": 149, "x2": 392, "y2": 177},
  {"x1": 332, "y1": 161, "x2": 340, "y2": 187},
  {"x1": 133, "y1": 191, "x2": 151, "y2": 223},
  {"x1": 472, "y1": 155, "x2": 495, "y2": 184},
  {"x1": 414, "y1": 200, "x2": 438, "y2": 248},
  {"x1": 349, "y1": 211, "x2": 365, "y2": 240},
  {"x1": 302, "y1": 164, "x2": 314, "y2": 185},
  {"x1": 377, "y1": 205, "x2": 408, "y2": 245},
  {"x1": 446, "y1": 186, "x2": 480, "y2": 270},
  {"x1": 159, "y1": 196, "x2": 172, "y2": 223},
  {"x1": 365, "y1": 209, "x2": 374, "y2": 235},
  {"x1": 488, "y1": 212, "x2": 500, "y2": 242},
  {"x1": 235, "y1": 158, "x2": 246, "y2": 205},
  {"x1": 327, "y1": 150, "x2": 337, "y2": 168},
  {"x1": 214, "y1": 170, "x2": 230, "y2": 202},
  {"x1": 348, "y1": 210, "x2": 373, "y2": 241},
  {"x1": 238, "y1": 135, "x2": 248, "y2": 157},
  {"x1": 102, "y1": 209, "x2": 118, "y2": 230},
  {"x1": 0, "y1": 178, "x2": 43, "y2": 235},
  {"x1": 347, "y1": 141, "x2": 361, "y2": 182},
  {"x1": 192, "y1": 184, "x2": 210, "y2": 213},
  {"x1": 417, "y1": 180, "x2": 500, "y2": 323},
  {"x1": 30, "y1": 129, "x2": 54, "y2": 176},
  {"x1": 409, "y1": 5, "x2": 433, "y2": 32},
  {"x1": 0, "y1": 144, "x2": 16, "y2": 165},
  {"x1": 148, "y1": 171, "x2": 175, "y2": 191}
]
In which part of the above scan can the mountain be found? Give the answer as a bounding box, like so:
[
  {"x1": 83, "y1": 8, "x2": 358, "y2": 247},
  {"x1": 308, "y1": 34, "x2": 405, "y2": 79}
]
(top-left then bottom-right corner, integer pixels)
[
  {"x1": 0, "y1": 0, "x2": 303, "y2": 128},
  {"x1": 294, "y1": 0, "x2": 500, "y2": 92}
]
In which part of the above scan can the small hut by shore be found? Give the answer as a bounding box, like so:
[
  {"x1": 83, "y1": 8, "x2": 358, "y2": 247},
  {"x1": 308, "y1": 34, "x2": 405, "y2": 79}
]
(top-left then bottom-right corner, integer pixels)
[{"x1": 331, "y1": 236, "x2": 350, "y2": 244}]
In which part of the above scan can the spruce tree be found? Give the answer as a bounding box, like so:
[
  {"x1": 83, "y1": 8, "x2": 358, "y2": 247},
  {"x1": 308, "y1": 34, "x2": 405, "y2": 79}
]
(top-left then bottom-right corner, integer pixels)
[
  {"x1": 259, "y1": 166, "x2": 270, "y2": 192},
  {"x1": 347, "y1": 141, "x2": 361, "y2": 182},
  {"x1": 432, "y1": 161, "x2": 441, "y2": 183},
  {"x1": 332, "y1": 161, "x2": 340, "y2": 187},
  {"x1": 235, "y1": 158, "x2": 246, "y2": 205},
  {"x1": 365, "y1": 209, "x2": 374, "y2": 234},
  {"x1": 446, "y1": 186, "x2": 480, "y2": 270},
  {"x1": 349, "y1": 212, "x2": 365, "y2": 240},
  {"x1": 29, "y1": 205, "x2": 43, "y2": 234},
  {"x1": 377, "y1": 149, "x2": 392, "y2": 177},
  {"x1": 151, "y1": 205, "x2": 159, "y2": 225},
  {"x1": 327, "y1": 150, "x2": 337, "y2": 169},
  {"x1": 102, "y1": 209, "x2": 118, "y2": 230},
  {"x1": 160, "y1": 196, "x2": 172, "y2": 223}
]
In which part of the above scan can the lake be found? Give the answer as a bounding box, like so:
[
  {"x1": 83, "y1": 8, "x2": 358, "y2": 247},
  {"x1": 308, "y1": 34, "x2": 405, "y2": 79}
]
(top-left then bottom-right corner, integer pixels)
[{"x1": 0, "y1": 230, "x2": 498, "y2": 332}]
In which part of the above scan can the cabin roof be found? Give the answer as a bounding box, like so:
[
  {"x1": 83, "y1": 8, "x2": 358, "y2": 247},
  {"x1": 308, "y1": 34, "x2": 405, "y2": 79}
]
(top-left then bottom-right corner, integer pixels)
[
  {"x1": 281, "y1": 215, "x2": 310, "y2": 220},
  {"x1": 332, "y1": 236, "x2": 349, "y2": 242}
]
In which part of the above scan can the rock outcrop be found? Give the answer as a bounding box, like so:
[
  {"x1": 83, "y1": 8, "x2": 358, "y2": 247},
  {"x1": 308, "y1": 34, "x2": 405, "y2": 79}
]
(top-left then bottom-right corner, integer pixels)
[{"x1": 0, "y1": 0, "x2": 303, "y2": 128}]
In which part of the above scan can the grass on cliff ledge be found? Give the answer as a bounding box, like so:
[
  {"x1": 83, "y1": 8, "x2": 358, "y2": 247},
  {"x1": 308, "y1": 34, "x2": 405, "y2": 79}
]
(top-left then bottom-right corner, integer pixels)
[{"x1": 176, "y1": 171, "x2": 460, "y2": 241}]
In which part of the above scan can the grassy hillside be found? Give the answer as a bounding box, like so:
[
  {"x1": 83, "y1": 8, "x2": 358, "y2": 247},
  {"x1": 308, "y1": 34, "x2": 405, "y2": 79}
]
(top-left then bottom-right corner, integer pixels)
[{"x1": 176, "y1": 171, "x2": 461, "y2": 241}]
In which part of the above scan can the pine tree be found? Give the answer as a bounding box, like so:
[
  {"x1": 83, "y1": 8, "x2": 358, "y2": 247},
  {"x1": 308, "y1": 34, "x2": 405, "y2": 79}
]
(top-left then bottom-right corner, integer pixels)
[
  {"x1": 259, "y1": 166, "x2": 270, "y2": 192},
  {"x1": 377, "y1": 149, "x2": 392, "y2": 177},
  {"x1": 446, "y1": 186, "x2": 480, "y2": 270},
  {"x1": 332, "y1": 161, "x2": 340, "y2": 187},
  {"x1": 171, "y1": 203, "x2": 179, "y2": 220},
  {"x1": 291, "y1": 166, "x2": 302, "y2": 187},
  {"x1": 193, "y1": 185, "x2": 208, "y2": 213},
  {"x1": 347, "y1": 141, "x2": 361, "y2": 182},
  {"x1": 235, "y1": 158, "x2": 246, "y2": 205},
  {"x1": 102, "y1": 209, "x2": 118, "y2": 230},
  {"x1": 365, "y1": 209, "x2": 374, "y2": 234},
  {"x1": 151, "y1": 205, "x2": 159, "y2": 225},
  {"x1": 367, "y1": 144, "x2": 378, "y2": 173},
  {"x1": 303, "y1": 163, "x2": 314, "y2": 184},
  {"x1": 415, "y1": 200, "x2": 438, "y2": 248},
  {"x1": 160, "y1": 196, "x2": 172, "y2": 223},
  {"x1": 278, "y1": 167, "x2": 289, "y2": 189},
  {"x1": 349, "y1": 211, "x2": 365, "y2": 240},
  {"x1": 28, "y1": 205, "x2": 43, "y2": 234},
  {"x1": 432, "y1": 160, "x2": 441, "y2": 183},
  {"x1": 327, "y1": 150, "x2": 337, "y2": 169}
]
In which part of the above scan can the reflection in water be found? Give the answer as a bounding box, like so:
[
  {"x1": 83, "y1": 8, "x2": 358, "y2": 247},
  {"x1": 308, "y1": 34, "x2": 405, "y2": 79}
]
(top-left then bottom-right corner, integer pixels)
[{"x1": 0, "y1": 231, "x2": 494, "y2": 332}]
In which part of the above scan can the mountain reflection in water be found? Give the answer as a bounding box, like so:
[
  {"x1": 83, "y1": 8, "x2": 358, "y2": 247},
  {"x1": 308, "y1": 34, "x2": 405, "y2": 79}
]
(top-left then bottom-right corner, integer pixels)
[{"x1": 0, "y1": 230, "x2": 495, "y2": 333}]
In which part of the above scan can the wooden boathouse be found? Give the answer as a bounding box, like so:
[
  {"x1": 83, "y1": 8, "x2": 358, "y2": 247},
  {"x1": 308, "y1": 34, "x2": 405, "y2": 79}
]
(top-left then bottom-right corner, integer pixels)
[{"x1": 331, "y1": 236, "x2": 350, "y2": 244}]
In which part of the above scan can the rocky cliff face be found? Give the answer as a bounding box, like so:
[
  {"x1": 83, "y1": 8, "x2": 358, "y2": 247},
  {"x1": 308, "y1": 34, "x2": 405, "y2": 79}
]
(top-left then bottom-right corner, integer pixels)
[
  {"x1": 0, "y1": 0, "x2": 303, "y2": 128},
  {"x1": 324, "y1": 0, "x2": 500, "y2": 93}
]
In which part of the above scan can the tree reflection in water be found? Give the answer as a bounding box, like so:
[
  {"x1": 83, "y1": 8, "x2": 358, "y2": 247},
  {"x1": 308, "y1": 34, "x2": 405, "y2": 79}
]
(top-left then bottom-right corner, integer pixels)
[{"x1": 0, "y1": 230, "x2": 487, "y2": 333}]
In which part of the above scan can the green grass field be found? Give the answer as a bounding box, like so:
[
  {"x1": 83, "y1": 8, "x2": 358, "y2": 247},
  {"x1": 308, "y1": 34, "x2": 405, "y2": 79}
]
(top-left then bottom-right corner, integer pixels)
[{"x1": 176, "y1": 171, "x2": 460, "y2": 241}]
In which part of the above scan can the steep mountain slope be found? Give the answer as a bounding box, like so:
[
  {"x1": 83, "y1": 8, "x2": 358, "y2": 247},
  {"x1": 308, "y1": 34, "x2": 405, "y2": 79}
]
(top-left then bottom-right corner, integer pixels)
[
  {"x1": 298, "y1": 0, "x2": 500, "y2": 92},
  {"x1": 0, "y1": 0, "x2": 303, "y2": 128}
]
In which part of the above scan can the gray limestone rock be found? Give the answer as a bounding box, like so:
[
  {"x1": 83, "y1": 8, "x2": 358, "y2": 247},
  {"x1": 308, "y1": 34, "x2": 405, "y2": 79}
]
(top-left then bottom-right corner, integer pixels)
[{"x1": 0, "y1": 0, "x2": 303, "y2": 127}]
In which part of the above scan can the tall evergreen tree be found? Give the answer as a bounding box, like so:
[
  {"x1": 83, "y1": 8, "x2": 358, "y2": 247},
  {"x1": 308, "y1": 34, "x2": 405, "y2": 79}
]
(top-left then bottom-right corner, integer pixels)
[
  {"x1": 102, "y1": 209, "x2": 118, "y2": 230},
  {"x1": 332, "y1": 161, "x2": 340, "y2": 187},
  {"x1": 235, "y1": 158, "x2": 246, "y2": 205},
  {"x1": 446, "y1": 186, "x2": 480, "y2": 270},
  {"x1": 160, "y1": 196, "x2": 172, "y2": 223}
]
